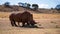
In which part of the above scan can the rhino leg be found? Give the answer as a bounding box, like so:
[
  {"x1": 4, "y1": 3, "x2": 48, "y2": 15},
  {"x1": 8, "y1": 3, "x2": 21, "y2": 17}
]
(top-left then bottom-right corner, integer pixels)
[
  {"x1": 22, "y1": 22, "x2": 25, "y2": 27},
  {"x1": 31, "y1": 23, "x2": 34, "y2": 26},
  {"x1": 26, "y1": 21, "x2": 30, "y2": 26},
  {"x1": 18, "y1": 22, "x2": 20, "y2": 26},
  {"x1": 11, "y1": 21, "x2": 14, "y2": 26},
  {"x1": 30, "y1": 20, "x2": 36, "y2": 26},
  {"x1": 13, "y1": 20, "x2": 18, "y2": 27}
]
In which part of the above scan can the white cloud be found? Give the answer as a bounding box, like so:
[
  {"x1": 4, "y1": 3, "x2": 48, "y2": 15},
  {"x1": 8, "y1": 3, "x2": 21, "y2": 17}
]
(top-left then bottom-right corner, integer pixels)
[{"x1": 38, "y1": 4, "x2": 49, "y2": 8}]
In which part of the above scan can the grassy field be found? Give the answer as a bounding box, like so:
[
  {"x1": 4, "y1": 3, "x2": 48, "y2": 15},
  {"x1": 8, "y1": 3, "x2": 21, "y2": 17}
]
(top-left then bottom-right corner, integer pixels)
[
  {"x1": 0, "y1": 12, "x2": 60, "y2": 19},
  {"x1": 0, "y1": 12, "x2": 60, "y2": 34}
]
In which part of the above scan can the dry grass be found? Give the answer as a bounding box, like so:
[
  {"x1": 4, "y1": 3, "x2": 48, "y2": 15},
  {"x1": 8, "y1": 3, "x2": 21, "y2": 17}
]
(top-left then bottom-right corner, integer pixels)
[
  {"x1": 0, "y1": 12, "x2": 60, "y2": 19},
  {"x1": 0, "y1": 12, "x2": 10, "y2": 18},
  {"x1": 0, "y1": 18, "x2": 60, "y2": 34},
  {"x1": 33, "y1": 13, "x2": 60, "y2": 19},
  {"x1": 0, "y1": 12, "x2": 60, "y2": 34}
]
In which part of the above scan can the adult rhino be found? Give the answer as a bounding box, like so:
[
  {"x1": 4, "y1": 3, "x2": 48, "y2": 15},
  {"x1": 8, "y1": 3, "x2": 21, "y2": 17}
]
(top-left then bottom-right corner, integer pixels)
[{"x1": 9, "y1": 11, "x2": 36, "y2": 27}]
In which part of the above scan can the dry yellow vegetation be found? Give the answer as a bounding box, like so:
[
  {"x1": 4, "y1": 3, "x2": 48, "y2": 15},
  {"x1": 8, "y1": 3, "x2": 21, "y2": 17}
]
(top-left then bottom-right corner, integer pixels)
[
  {"x1": 0, "y1": 12, "x2": 60, "y2": 34},
  {"x1": 33, "y1": 13, "x2": 60, "y2": 19},
  {"x1": 0, "y1": 12, "x2": 60, "y2": 19}
]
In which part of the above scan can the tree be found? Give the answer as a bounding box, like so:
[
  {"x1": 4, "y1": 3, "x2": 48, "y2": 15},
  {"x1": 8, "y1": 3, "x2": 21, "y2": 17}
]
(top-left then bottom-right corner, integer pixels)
[
  {"x1": 18, "y1": 2, "x2": 31, "y2": 8},
  {"x1": 18, "y1": 2, "x2": 24, "y2": 7},
  {"x1": 32, "y1": 4, "x2": 39, "y2": 10},
  {"x1": 51, "y1": 8, "x2": 53, "y2": 10},
  {"x1": 55, "y1": 4, "x2": 60, "y2": 10},
  {"x1": 26, "y1": 3, "x2": 31, "y2": 8},
  {"x1": 4, "y1": 2, "x2": 10, "y2": 7},
  {"x1": 55, "y1": 4, "x2": 60, "y2": 13}
]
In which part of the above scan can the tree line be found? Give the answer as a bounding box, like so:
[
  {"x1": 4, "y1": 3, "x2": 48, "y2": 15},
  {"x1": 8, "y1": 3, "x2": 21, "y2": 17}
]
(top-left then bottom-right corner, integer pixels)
[
  {"x1": 3, "y1": 2, "x2": 39, "y2": 11},
  {"x1": 1, "y1": 2, "x2": 60, "y2": 13}
]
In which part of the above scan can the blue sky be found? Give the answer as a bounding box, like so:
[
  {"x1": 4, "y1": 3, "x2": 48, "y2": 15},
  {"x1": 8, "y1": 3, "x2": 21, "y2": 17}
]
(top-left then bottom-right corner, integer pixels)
[{"x1": 0, "y1": 0, "x2": 60, "y2": 8}]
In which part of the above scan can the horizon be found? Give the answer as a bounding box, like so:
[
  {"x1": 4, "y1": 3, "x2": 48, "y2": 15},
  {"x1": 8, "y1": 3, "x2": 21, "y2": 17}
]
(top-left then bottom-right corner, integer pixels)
[{"x1": 0, "y1": 0, "x2": 60, "y2": 9}]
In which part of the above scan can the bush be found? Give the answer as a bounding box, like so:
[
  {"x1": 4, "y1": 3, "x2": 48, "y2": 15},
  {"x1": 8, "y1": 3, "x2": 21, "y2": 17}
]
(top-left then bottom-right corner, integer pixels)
[
  {"x1": 4, "y1": 2, "x2": 10, "y2": 8},
  {"x1": 32, "y1": 4, "x2": 39, "y2": 10}
]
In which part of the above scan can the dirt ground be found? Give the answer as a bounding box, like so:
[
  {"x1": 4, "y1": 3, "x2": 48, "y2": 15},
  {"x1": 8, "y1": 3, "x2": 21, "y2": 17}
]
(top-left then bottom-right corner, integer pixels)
[
  {"x1": 0, "y1": 18, "x2": 60, "y2": 34},
  {"x1": 0, "y1": 12, "x2": 60, "y2": 34}
]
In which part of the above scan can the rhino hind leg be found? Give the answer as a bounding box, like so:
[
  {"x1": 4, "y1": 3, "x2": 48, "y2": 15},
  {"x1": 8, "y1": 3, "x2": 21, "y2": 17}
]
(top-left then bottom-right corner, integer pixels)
[
  {"x1": 13, "y1": 21, "x2": 18, "y2": 27},
  {"x1": 11, "y1": 21, "x2": 14, "y2": 26}
]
